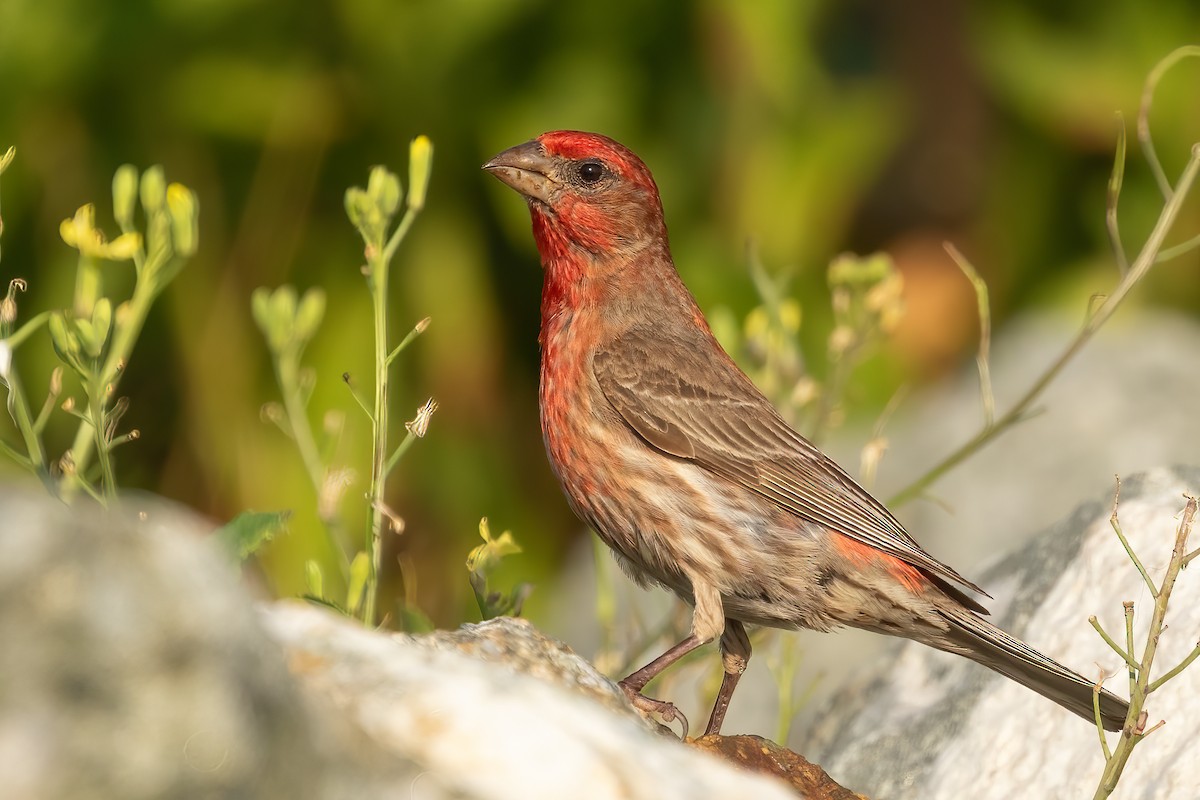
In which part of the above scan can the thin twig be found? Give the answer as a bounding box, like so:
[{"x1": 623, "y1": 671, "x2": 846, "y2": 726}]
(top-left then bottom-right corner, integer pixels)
[
  {"x1": 385, "y1": 317, "x2": 431, "y2": 366},
  {"x1": 1123, "y1": 602, "x2": 1137, "y2": 700},
  {"x1": 1094, "y1": 495, "x2": 1198, "y2": 798},
  {"x1": 1155, "y1": 231, "x2": 1200, "y2": 263},
  {"x1": 1106, "y1": 114, "x2": 1129, "y2": 276},
  {"x1": 1092, "y1": 688, "x2": 1113, "y2": 760},
  {"x1": 1089, "y1": 615, "x2": 1138, "y2": 669},
  {"x1": 890, "y1": 143, "x2": 1200, "y2": 508},
  {"x1": 1111, "y1": 477, "x2": 1158, "y2": 598},
  {"x1": 1147, "y1": 642, "x2": 1200, "y2": 694},
  {"x1": 945, "y1": 244, "x2": 994, "y2": 427},
  {"x1": 1138, "y1": 45, "x2": 1200, "y2": 200}
]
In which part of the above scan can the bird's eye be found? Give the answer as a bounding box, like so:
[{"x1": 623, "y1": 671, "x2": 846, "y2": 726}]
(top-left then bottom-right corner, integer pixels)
[{"x1": 577, "y1": 161, "x2": 606, "y2": 184}]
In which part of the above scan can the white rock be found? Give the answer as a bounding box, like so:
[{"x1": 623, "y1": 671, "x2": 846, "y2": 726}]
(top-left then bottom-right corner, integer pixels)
[{"x1": 801, "y1": 466, "x2": 1200, "y2": 799}]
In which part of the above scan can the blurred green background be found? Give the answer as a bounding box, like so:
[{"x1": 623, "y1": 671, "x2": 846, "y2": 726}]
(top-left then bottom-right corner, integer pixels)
[{"x1": 1, "y1": 0, "x2": 1198, "y2": 628}]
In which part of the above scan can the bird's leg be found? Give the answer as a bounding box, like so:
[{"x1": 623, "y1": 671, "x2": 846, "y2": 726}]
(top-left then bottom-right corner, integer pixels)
[
  {"x1": 704, "y1": 619, "x2": 751, "y2": 736},
  {"x1": 619, "y1": 581, "x2": 725, "y2": 739},
  {"x1": 619, "y1": 634, "x2": 703, "y2": 738}
]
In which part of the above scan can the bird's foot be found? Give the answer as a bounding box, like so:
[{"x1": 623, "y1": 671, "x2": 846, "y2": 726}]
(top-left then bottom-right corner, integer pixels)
[{"x1": 619, "y1": 680, "x2": 689, "y2": 739}]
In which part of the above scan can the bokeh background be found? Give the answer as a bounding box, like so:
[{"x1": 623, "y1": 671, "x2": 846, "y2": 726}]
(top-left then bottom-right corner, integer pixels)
[{"x1": 2, "y1": 0, "x2": 1198, "y2": 655}]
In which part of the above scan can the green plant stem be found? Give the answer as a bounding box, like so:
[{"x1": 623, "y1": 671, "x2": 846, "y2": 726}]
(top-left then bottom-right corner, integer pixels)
[
  {"x1": 1088, "y1": 616, "x2": 1138, "y2": 670},
  {"x1": 1094, "y1": 495, "x2": 1197, "y2": 799},
  {"x1": 1, "y1": 367, "x2": 54, "y2": 492},
  {"x1": 383, "y1": 430, "x2": 416, "y2": 479},
  {"x1": 1138, "y1": 46, "x2": 1200, "y2": 200},
  {"x1": 1148, "y1": 642, "x2": 1200, "y2": 693},
  {"x1": 5, "y1": 310, "x2": 51, "y2": 350},
  {"x1": 1106, "y1": 115, "x2": 1129, "y2": 276},
  {"x1": 809, "y1": 337, "x2": 861, "y2": 445},
  {"x1": 276, "y1": 354, "x2": 350, "y2": 575},
  {"x1": 86, "y1": 379, "x2": 116, "y2": 502},
  {"x1": 1092, "y1": 691, "x2": 1113, "y2": 760},
  {"x1": 385, "y1": 317, "x2": 430, "y2": 366},
  {"x1": 946, "y1": 244, "x2": 995, "y2": 427},
  {"x1": 361, "y1": 206, "x2": 419, "y2": 627},
  {"x1": 62, "y1": 274, "x2": 161, "y2": 500},
  {"x1": 1111, "y1": 510, "x2": 1159, "y2": 598},
  {"x1": 1156, "y1": 232, "x2": 1200, "y2": 262},
  {"x1": 1123, "y1": 602, "x2": 1136, "y2": 700},
  {"x1": 363, "y1": 250, "x2": 389, "y2": 628},
  {"x1": 891, "y1": 146, "x2": 1200, "y2": 507},
  {"x1": 277, "y1": 355, "x2": 329, "y2": 507}
]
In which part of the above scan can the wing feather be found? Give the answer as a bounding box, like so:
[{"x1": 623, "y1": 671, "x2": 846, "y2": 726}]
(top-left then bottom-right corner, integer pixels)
[{"x1": 593, "y1": 325, "x2": 987, "y2": 597}]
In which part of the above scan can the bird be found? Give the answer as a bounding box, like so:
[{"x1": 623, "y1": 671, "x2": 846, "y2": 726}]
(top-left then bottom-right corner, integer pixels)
[{"x1": 482, "y1": 130, "x2": 1129, "y2": 738}]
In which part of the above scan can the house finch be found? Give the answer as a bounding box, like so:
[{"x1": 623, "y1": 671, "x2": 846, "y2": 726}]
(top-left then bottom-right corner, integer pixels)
[{"x1": 483, "y1": 131, "x2": 1129, "y2": 737}]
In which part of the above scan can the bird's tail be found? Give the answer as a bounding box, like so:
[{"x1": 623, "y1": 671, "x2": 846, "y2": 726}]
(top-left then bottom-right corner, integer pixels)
[{"x1": 937, "y1": 607, "x2": 1129, "y2": 731}]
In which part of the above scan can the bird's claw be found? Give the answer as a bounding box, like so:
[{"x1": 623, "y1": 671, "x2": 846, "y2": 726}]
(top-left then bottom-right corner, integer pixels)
[{"x1": 619, "y1": 680, "x2": 690, "y2": 739}]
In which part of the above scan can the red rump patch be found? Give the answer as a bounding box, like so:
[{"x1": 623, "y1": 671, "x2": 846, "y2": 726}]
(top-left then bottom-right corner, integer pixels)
[{"x1": 833, "y1": 536, "x2": 930, "y2": 595}]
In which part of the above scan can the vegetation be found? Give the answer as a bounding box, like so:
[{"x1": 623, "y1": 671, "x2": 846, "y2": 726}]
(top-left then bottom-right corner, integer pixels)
[{"x1": 1, "y1": 8, "x2": 1198, "y2": 793}]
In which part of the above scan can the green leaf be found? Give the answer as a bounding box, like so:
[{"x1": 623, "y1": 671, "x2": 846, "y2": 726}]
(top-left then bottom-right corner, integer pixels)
[
  {"x1": 304, "y1": 559, "x2": 325, "y2": 599},
  {"x1": 215, "y1": 510, "x2": 291, "y2": 561},
  {"x1": 346, "y1": 551, "x2": 370, "y2": 617},
  {"x1": 396, "y1": 604, "x2": 435, "y2": 633},
  {"x1": 465, "y1": 516, "x2": 521, "y2": 573},
  {"x1": 303, "y1": 594, "x2": 352, "y2": 616}
]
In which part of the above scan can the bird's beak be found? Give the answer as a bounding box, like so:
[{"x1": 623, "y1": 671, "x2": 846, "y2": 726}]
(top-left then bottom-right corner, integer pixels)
[{"x1": 482, "y1": 140, "x2": 558, "y2": 205}]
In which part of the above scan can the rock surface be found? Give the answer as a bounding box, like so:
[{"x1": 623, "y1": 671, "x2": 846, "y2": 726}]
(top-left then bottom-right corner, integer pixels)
[
  {"x1": 691, "y1": 735, "x2": 868, "y2": 799},
  {"x1": 263, "y1": 606, "x2": 802, "y2": 799},
  {"x1": 0, "y1": 486, "x2": 801, "y2": 800},
  {"x1": 0, "y1": 488, "x2": 416, "y2": 800},
  {"x1": 4, "y1": 464, "x2": 1196, "y2": 799},
  {"x1": 799, "y1": 465, "x2": 1200, "y2": 799}
]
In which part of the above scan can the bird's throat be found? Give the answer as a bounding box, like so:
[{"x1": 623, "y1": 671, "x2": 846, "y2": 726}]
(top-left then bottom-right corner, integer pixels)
[{"x1": 532, "y1": 210, "x2": 594, "y2": 331}]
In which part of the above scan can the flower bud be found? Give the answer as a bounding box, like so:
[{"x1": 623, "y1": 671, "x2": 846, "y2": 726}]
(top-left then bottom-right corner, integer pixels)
[
  {"x1": 60, "y1": 204, "x2": 98, "y2": 251},
  {"x1": 113, "y1": 165, "x2": 139, "y2": 229},
  {"x1": 250, "y1": 286, "x2": 297, "y2": 353},
  {"x1": 76, "y1": 298, "x2": 113, "y2": 358},
  {"x1": 294, "y1": 288, "x2": 326, "y2": 343},
  {"x1": 167, "y1": 183, "x2": 199, "y2": 257},
  {"x1": 367, "y1": 165, "x2": 401, "y2": 218},
  {"x1": 48, "y1": 313, "x2": 81, "y2": 363},
  {"x1": 106, "y1": 232, "x2": 142, "y2": 261},
  {"x1": 140, "y1": 166, "x2": 166, "y2": 214},
  {"x1": 343, "y1": 187, "x2": 370, "y2": 228},
  {"x1": 407, "y1": 135, "x2": 433, "y2": 211}
]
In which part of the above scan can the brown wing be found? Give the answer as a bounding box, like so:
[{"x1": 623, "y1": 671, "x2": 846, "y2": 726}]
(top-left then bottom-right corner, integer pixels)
[{"x1": 593, "y1": 324, "x2": 988, "y2": 598}]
